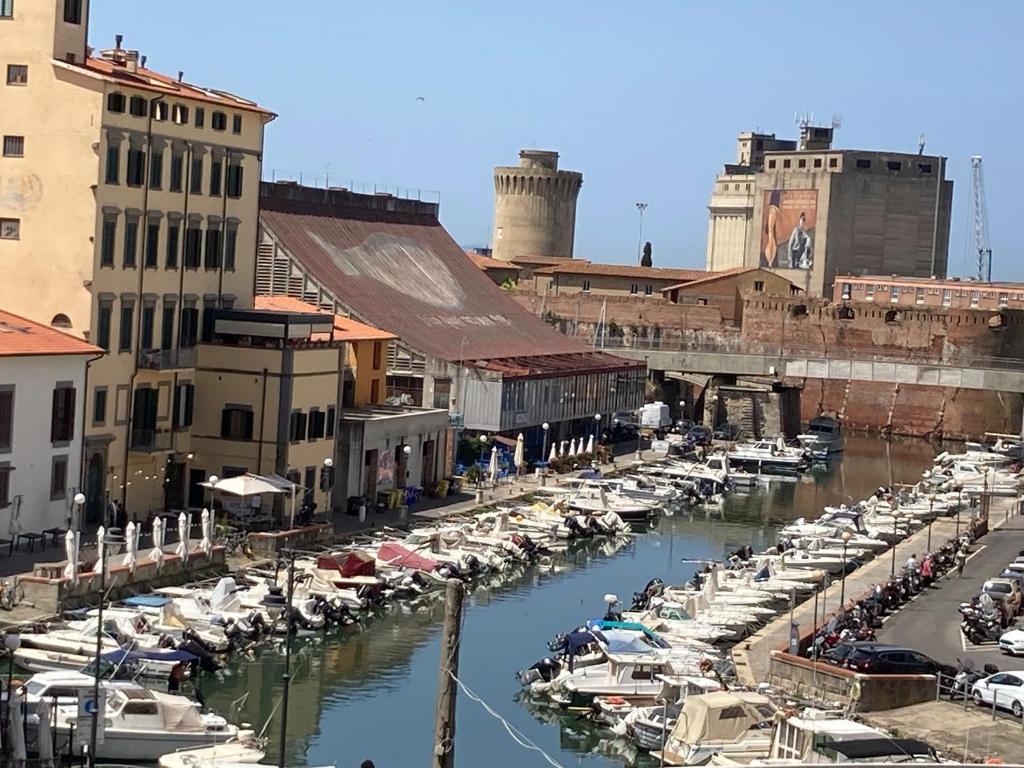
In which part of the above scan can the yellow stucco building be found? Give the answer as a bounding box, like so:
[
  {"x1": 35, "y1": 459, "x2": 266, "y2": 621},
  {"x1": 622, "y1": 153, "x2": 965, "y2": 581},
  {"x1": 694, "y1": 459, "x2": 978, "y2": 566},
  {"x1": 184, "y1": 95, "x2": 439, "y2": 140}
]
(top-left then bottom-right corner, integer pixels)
[{"x1": 0, "y1": 0, "x2": 274, "y2": 522}]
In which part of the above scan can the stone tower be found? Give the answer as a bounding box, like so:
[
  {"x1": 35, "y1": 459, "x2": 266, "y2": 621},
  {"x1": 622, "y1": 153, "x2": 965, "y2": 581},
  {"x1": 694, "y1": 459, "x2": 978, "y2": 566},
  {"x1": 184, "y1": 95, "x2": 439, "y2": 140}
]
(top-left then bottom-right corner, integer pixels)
[{"x1": 491, "y1": 150, "x2": 583, "y2": 262}]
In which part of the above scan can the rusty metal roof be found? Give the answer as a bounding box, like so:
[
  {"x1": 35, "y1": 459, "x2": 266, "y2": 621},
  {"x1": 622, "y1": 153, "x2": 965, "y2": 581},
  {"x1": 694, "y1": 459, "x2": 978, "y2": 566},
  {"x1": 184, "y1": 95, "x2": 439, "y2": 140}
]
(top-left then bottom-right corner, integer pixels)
[{"x1": 259, "y1": 186, "x2": 609, "y2": 364}]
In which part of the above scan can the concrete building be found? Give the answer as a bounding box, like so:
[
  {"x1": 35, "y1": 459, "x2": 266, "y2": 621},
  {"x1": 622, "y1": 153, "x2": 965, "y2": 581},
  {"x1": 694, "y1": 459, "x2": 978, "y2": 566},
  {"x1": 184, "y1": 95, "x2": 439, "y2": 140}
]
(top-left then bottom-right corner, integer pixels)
[
  {"x1": 531, "y1": 263, "x2": 714, "y2": 298},
  {"x1": 0, "y1": 309, "x2": 101, "y2": 533},
  {"x1": 836, "y1": 275, "x2": 1024, "y2": 312},
  {"x1": 0, "y1": 1, "x2": 275, "y2": 523},
  {"x1": 705, "y1": 124, "x2": 953, "y2": 298},
  {"x1": 662, "y1": 268, "x2": 798, "y2": 323},
  {"x1": 255, "y1": 181, "x2": 644, "y2": 455},
  {"x1": 491, "y1": 150, "x2": 582, "y2": 263}
]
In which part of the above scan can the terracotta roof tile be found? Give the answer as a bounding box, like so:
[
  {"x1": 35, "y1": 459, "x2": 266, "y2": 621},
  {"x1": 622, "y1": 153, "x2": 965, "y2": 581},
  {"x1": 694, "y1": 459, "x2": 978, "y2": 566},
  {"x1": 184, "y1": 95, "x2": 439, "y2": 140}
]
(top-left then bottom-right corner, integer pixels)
[
  {"x1": 533, "y1": 262, "x2": 712, "y2": 280},
  {"x1": 465, "y1": 251, "x2": 521, "y2": 270},
  {"x1": 0, "y1": 310, "x2": 102, "y2": 357},
  {"x1": 253, "y1": 296, "x2": 397, "y2": 342},
  {"x1": 660, "y1": 267, "x2": 762, "y2": 292}
]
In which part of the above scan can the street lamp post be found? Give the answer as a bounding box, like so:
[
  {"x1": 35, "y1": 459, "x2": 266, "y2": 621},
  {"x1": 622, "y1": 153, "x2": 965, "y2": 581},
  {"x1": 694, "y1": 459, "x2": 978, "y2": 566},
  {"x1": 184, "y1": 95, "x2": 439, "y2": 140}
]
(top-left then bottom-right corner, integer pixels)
[
  {"x1": 478, "y1": 434, "x2": 488, "y2": 465},
  {"x1": 956, "y1": 485, "x2": 963, "y2": 538},
  {"x1": 839, "y1": 531, "x2": 853, "y2": 613},
  {"x1": 4, "y1": 633, "x2": 20, "y2": 756},
  {"x1": 635, "y1": 202, "x2": 648, "y2": 266},
  {"x1": 72, "y1": 492, "x2": 86, "y2": 532},
  {"x1": 891, "y1": 518, "x2": 898, "y2": 576},
  {"x1": 89, "y1": 527, "x2": 124, "y2": 767},
  {"x1": 321, "y1": 457, "x2": 334, "y2": 517},
  {"x1": 541, "y1": 423, "x2": 550, "y2": 485}
]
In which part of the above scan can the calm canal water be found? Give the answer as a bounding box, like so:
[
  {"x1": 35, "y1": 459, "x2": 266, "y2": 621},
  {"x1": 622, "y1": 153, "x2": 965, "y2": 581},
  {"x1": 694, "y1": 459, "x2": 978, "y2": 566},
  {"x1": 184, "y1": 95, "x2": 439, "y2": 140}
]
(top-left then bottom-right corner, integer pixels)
[{"x1": 203, "y1": 435, "x2": 940, "y2": 768}]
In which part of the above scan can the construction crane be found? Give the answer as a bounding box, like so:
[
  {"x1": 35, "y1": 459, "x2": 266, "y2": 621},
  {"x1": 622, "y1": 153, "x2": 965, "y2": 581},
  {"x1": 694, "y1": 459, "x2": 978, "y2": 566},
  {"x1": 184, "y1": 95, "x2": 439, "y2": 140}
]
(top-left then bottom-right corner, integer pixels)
[{"x1": 970, "y1": 155, "x2": 992, "y2": 282}]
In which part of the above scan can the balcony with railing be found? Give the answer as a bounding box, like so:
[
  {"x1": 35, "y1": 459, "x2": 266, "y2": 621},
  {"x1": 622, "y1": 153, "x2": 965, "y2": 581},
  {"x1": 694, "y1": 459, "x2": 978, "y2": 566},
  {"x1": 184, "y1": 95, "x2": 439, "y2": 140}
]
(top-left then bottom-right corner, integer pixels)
[
  {"x1": 130, "y1": 427, "x2": 173, "y2": 453},
  {"x1": 139, "y1": 347, "x2": 197, "y2": 371}
]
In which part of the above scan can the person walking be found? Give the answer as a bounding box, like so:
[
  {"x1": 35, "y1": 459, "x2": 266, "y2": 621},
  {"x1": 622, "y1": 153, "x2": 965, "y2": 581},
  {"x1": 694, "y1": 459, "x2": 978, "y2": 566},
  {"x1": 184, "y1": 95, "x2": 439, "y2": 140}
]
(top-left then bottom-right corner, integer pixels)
[{"x1": 956, "y1": 544, "x2": 968, "y2": 578}]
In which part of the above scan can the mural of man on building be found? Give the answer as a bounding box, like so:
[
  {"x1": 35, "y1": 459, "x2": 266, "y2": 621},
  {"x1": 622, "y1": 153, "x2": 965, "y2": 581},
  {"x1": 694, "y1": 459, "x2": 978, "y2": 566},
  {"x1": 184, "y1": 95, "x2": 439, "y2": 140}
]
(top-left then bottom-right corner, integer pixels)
[{"x1": 787, "y1": 212, "x2": 813, "y2": 269}]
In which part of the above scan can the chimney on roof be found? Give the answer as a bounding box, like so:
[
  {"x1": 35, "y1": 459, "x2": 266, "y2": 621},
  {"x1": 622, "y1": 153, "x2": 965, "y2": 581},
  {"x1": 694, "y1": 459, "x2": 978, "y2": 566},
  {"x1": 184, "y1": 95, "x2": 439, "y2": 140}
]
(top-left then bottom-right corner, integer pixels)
[
  {"x1": 123, "y1": 49, "x2": 139, "y2": 73},
  {"x1": 177, "y1": 71, "x2": 184, "y2": 83},
  {"x1": 115, "y1": 34, "x2": 123, "y2": 50},
  {"x1": 140, "y1": 55, "x2": 147, "y2": 68}
]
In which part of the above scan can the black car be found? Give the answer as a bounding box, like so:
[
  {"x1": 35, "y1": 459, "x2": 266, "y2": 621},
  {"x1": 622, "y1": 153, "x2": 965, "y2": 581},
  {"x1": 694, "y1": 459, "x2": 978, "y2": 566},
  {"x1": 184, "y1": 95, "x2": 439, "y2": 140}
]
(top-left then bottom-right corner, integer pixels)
[
  {"x1": 686, "y1": 425, "x2": 712, "y2": 446},
  {"x1": 843, "y1": 644, "x2": 955, "y2": 677}
]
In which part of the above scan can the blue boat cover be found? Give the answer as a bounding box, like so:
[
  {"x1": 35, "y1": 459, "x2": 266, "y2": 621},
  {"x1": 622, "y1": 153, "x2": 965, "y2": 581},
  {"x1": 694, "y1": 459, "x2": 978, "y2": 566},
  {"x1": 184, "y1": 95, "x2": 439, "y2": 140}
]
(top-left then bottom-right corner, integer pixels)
[
  {"x1": 102, "y1": 648, "x2": 197, "y2": 664},
  {"x1": 121, "y1": 595, "x2": 170, "y2": 608}
]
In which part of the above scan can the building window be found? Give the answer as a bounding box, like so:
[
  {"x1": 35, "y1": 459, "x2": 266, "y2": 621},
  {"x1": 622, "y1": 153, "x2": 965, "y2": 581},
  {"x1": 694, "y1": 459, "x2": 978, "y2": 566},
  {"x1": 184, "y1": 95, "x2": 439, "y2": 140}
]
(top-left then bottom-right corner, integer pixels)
[
  {"x1": 50, "y1": 313, "x2": 71, "y2": 328},
  {"x1": 107, "y1": 92, "x2": 125, "y2": 113},
  {"x1": 119, "y1": 300, "x2": 134, "y2": 351},
  {"x1": 582, "y1": 279, "x2": 591, "y2": 292},
  {"x1": 211, "y1": 111, "x2": 227, "y2": 131},
  {"x1": 865, "y1": 284, "x2": 874, "y2": 298},
  {"x1": 179, "y1": 306, "x2": 198, "y2": 348},
  {"x1": 140, "y1": 303, "x2": 155, "y2": 349},
  {"x1": 100, "y1": 216, "x2": 117, "y2": 266},
  {"x1": 153, "y1": 101, "x2": 168, "y2": 121},
  {"x1": 918, "y1": 163, "x2": 933, "y2": 174},
  {"x1": 841, "y1": 283, "x2": 852, "y2": 300},
  {"x1": 372, "y1": 341, "x2": 382, "y2": 370},
  {"x1": 232, "y1": 114, "x2": 242, "y2": 134},
  {"x1": 6, "y1": 65, "x2": 27, "y2": 85},
  {"x1": 161, "y1": 302, "x2": 175, "y2": 350},
  {"x1": 128, "y1": 95, "x2": 147, "y2": 117},
  {"x1": 754, "y1": 280, "x2": 765, "y2": 292},
  {"x1": 0, "y1": 1, "x2": 12, "y2": 18},
  {"x1": 916, "y1": 287, "x2": 925, "y2": 303},
  {"x1": 50, "y1": 385, "x2": 75, "y2": 443},
  {"x1": 0, "y1": 388, "x2": 12, "y2": 451},
  {"x1": 829, "y1": 157, "x2": 838, "y2": 168},
  {"x1": 209, "y1": 159, "x2": 222, "y2": 196},
  {"x1": 126, "y1": 147, "x2": 145, "y2": 186},
  {"x1": 149, "y1": 148, "x2": 163, "y2": 189},
  {"x1": 190, "y1": 157, "x2": 203, "y2": 194},
  {"x1": 942, "y1": 289, "x2": 951, "y2": 305},
  {"x1": 370, "y1": 379, "x2": 381, "y2": 404},
  {"x1": 782, "y1": 158, "x2": 791, "y2": 168},
  {"x1": 2, "y1": 135, "x2": 24, "y2": 157},
  {"x1": 123, "y1": 215, "x2": 139, "y2": 267},
  {"x1": 798, "y1": 158, "x2": 806, "y2": 168},
  {"x1": 166, "y1": 219, "x2": 180, "y2": 268},
  {"x1": 887, "y1": 160, "x2": 902, "y2": 172},
  {"x1": 856, "y1": 158, "x2": 871, "y2": 169},
  {"x1": 105, "y1": 144, "x2": 120, "y2": 183},
  {"x1": 288, "y1": 411, "x2": 308, "y2": 442},
  {"x1": 813, "y1": 158, "x2": 822, "y2": 168},
  {"x1": 97, "y1": 302, "x2": 112, "y2": 350},
  {"x1": 172, "y1": 382, "x2": 194, "y2": 428},
  {"x1": 629, "y1": 283, "x2": 638, "y2": 295},
  {"x1": 184, "y1": 224, "x2": 201, "y2": 268},
  {"x1": 172, "y1": 104, "x2": 188, "y2": 125},
  {"x1": 194, "y1": 107, "x2": 205, "y2": 128},
  {"x1": 50, "y1": 456, "x2": 68, "y2": 500},
  {"x1": 0, "y1": 218, "x2": 19, "y2": 239},
  {"x1": 644, "y1": 285, "x2": 653, "y2": 296},
  {"x1": 93, "y1": 387, "x2": 107, "y2": 426},
  {"x1": 204, "y1": 226, "x2": 222, "y2": 270},
  {"x1": 62, "y1": 0, "x2": 82, "y2": 23},
  {"x1": 224, "y1": 224, "x2": 237, "y2": 271},
  {"x1": 226, "y1": 163, "x2": 243, "y2": 197},
  {"x1": 1000, "y1": 293, "x2": 1009, "y2": 306},
  {"x1": 307, "y1": 409, "x2": 326, "y2": 441},
  {"x1": 220, "y1": 406, "x2": 254, "y2": 440},
  {"x1": 169, "y1": 152, "x2": 183, "y2": 192},
  {"x1": 144, "y1": 220, "x2": 159, "y2": 267},
  {"x1": 326, "y1": 405, "x2": 336, "y2": 439}
]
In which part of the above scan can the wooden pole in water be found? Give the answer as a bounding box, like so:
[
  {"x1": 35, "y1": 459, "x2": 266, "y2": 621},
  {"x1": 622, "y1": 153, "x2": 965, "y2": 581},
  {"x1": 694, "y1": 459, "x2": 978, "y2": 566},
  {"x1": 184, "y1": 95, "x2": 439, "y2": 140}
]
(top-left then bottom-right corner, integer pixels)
[{"x1": 433, "y1": 578, "x2": 465, "y2": 768}]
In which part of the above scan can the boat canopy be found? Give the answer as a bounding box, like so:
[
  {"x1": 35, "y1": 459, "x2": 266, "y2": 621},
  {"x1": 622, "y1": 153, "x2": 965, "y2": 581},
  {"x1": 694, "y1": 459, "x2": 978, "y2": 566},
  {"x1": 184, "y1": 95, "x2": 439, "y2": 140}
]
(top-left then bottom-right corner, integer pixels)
[
  {"x1": 377, "y1": 542, "x2": 439, "y2": 572},
  {"x1": 671, "y1": 691, "x2": 776, "y2": 746},
  {"x1": 121, "y1": 595, "x2": 170, "y2": 608},
  {"x1": 817, "y1": 737, "x2": 935, "y2": 760},
  {"x1": 102, "y1": 648, "x2": 198, "y2": 664},
  {"x1": 152, "y1": 690, "x2": 207, "y2": 732}
]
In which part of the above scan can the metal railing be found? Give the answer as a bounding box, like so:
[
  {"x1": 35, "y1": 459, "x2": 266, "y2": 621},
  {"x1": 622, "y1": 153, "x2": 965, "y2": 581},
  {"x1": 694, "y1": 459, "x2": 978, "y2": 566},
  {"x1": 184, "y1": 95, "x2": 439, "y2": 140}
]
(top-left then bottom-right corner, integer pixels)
[
  {"x1": 130, "y1": 427, "x2": 173, "y2": 452},
  {"x1": 591, "y1": 335, "x2": 1024, "y2": 373},
  {"x1": 936, "y1": 671, "x2": 1024, "y2": 727},
  {"x1": 139, "y1": 347, "x2": 196, "y2": 371},
  {"x1": 263, "y1": 169, "x2": 441, "y2": 203}
]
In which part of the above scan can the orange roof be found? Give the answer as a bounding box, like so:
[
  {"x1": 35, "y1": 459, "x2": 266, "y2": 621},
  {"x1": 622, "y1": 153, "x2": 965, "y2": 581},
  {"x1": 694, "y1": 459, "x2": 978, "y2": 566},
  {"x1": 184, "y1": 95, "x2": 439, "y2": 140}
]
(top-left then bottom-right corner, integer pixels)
[
  {"x1": 82, "y1": 57, "x2": 275, "y2": 118},
  {"x1": 465, "y1": 251, "x2": 521, "y2": 270},
  {"x1": 254, "y1": 296, "x2": 397, "y2": 342},
  {"x1": 660, "y1": 267, "x2": 772, "y2": 293},
  {"x1": 534, "y1": 262, "x2": 713, "y2": 281},
  {"x1": 0, "y1": 310, "x2": 102, "y2": 358},
  {"x1": 506, "y1": 254, "x2": 590, "y2": 266}
]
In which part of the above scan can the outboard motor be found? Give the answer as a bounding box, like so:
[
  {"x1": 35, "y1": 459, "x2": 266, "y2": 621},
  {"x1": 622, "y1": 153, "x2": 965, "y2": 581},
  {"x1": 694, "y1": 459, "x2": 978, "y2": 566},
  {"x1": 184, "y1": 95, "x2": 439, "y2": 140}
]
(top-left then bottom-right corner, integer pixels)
[{"x1": 516, "y1": 657, "x2": 562, "y2": 686}]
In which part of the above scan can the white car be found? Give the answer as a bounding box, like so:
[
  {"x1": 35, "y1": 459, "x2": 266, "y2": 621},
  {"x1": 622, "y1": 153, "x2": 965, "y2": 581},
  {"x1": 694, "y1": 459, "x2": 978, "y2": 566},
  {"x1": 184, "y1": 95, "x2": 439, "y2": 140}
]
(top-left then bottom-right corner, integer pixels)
[
  {"x1": 972, "y1": 671, "x2": 1024, "y2": 717},
  {"x1": 1000, "y1": 629, "x2": 1024, "y2": 656}
]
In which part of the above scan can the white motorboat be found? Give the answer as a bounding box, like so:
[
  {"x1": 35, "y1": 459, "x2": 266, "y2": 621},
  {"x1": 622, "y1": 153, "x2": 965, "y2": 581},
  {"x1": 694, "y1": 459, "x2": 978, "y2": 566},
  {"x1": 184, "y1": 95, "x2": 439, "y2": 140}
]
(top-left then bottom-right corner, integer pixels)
[
  {"x1": 566, "y1": 486, "x2": 660, "y2": 523},
  {"x1": 797, "y1": 415, "x2": 844, "y2": 458},
  {"x1": 654, "y1": 691, "x2": 776, "y2": 765},
  {"x1": 780, "y1": 550, "x2": 847, "y2": 575},
  {"x1": 726, "y1": 439, "x2": 808, "y2": 473},
  {"x1": 158, "y1": 728, "x2": 265, "y2": 767}
]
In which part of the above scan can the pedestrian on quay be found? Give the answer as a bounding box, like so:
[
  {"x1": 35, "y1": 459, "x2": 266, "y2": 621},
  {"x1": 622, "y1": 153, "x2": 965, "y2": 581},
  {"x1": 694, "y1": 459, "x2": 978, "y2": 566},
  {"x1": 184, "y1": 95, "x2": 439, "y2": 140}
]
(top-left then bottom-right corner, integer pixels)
[
  {"x1": 904, "y1": 552, "x2": 918, "y2": 572},
  {"x1": 921, "y1": 554, "x2": 933, "y2": 585},
  {"x1": 956, "y1": 545, "x2": 968, "y2": 578}
]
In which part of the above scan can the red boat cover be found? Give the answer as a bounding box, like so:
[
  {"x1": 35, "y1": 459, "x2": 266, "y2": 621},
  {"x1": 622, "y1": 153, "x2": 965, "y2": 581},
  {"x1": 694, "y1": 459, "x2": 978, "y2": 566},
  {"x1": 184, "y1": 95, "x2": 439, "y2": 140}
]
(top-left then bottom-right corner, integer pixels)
[
  {"x1": 339, "y1": 550, "x2": 375, "y2": 577},
  {"x1": 377, "y1": 542, "x2": 439, "y2": 572}
]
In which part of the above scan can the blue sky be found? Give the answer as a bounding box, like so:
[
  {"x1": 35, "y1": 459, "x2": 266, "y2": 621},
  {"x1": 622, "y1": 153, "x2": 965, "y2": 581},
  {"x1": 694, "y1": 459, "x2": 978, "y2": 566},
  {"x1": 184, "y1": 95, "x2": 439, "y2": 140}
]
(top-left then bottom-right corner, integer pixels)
[{"x1": 91, "y1": 1, "x2": 1020, "y2": 278}]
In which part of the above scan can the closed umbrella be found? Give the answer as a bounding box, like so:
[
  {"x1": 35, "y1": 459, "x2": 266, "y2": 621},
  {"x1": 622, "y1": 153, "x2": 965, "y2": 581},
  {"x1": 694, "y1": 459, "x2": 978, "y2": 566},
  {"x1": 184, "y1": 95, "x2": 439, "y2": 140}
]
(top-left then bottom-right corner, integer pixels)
[
  {"x1": 175, "y1": 511, "x2": 190, "y2": 562},
  {"x1": 559, "y1": 440, "x2": 566, "y2": 458},
  {"x1": 569, "y1": 438, "x2": 578, "y2": 457},
  {"x1": 36, "y1": 696, "x2": 53, "y2": 768},
  {"x1": 122, "y1": 520, "x2": 138, "y2": 573},
  {"x1": 93, "y1": 525, "x2": 106, "y2": 577},
  {"x1": 62, "y1": 530, "x2": 79, "y2": 584},
  {"x1": 488, "y1": 445, "x2": 499, "y2": 485},
  {"x1": 150, "y1": 517, "x2": 165, "y2": 568},
  {"x1": 513, "y1": 433, "x2": 525, "y2": 472},
  {"x1": 9, "y1": 685, "x2": 25, "y2": 766},
  {"x1": 7, "y1": 495, "x2": 21, "y2": 542},
  {"x1": 200, "y1": 508, "x2": 213, "y2": 556},
  {"x1": 548, "y1": 442, "x2": 558, "y2": 463},
  {"x1": 585, "y1": 434, "x2": 595, "y2": 455}
]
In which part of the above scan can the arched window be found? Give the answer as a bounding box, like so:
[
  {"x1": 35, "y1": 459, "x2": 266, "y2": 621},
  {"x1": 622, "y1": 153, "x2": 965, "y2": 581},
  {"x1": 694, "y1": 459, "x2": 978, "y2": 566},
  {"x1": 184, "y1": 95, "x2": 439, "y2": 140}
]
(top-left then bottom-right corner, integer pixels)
[
  {"x1": 884, "y1": 309, "x2": 901, "y2": 324},
  {"x1": 790, "y1": 304, "x2": 808, "y2": 318},
  {"x1": 837, "y1": 306, "x2": 855, "y2": 321},
  {"x1": 50, "y1": 313, "x2": 72, "y2": 328}
]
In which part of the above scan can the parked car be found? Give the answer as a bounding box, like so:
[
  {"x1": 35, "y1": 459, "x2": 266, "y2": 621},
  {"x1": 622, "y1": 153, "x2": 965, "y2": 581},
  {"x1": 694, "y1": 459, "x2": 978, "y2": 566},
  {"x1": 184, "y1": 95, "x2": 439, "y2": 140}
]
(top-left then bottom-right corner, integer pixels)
[
  {"x1": 999, "y1": 570, "x2": 1024, "y2": 591},
  {"x1": 982, "y1": 579, "x2": 1023, "y2": 617},
  {"x1": 674, "y1": 418, "x2": 695, "y2": 434},
  {"x1": 972, "y1": 671, "x2": 1024, "y2": 717},
  {"x1": 843, "y1": 644, "x2": 956, "y2": 677},
  {"x1": 999, "y1": 629, "x2": 1024, "y2": 656},
  {"x1": 686, "y1": 425, "x2": 712, "y2": 446},
  {"x1": 713, "y1": 423, "x2": 741, "y2": 441}
]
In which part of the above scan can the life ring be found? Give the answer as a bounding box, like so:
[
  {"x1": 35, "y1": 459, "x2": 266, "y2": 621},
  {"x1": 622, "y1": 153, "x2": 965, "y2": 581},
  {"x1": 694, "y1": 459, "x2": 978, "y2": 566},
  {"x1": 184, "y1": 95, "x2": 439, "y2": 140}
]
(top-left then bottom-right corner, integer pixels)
[
  {"x1": 605, "y1": 696, "x2": 627, "y2": 706},
  {"x1": 984, "y1": 758, "x2": 1006, "y2": 765}
]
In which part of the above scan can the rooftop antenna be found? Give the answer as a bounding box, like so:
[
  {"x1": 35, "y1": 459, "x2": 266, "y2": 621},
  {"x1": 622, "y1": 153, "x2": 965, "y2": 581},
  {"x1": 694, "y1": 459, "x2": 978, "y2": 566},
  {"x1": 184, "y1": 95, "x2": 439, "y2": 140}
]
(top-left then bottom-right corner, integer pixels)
[{"x1": 917, "y1": 133, "x2": 926, "y2": 155}]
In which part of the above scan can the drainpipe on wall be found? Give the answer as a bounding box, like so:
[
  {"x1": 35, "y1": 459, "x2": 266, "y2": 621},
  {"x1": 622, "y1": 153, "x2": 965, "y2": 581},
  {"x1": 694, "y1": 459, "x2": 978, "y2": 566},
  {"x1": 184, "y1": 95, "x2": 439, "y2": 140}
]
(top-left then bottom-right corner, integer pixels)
[{"x1": 78, "y1": 352, "x2": 106, "y2": 494}]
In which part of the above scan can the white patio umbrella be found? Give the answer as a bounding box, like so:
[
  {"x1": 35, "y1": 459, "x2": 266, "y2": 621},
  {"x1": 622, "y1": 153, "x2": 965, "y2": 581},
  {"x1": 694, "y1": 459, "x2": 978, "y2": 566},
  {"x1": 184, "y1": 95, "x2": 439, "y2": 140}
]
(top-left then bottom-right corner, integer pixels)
[
  {"x1": 93, "y1": 525, "x2": 106, "y2": 577},
  {"x1": 513, "y1": 433, "x2": 525, "y2": 472},
  {"x1": 585, "y1": 434, "x2": 595, "y2": 455},
  {"x1": 36, "y1": 695, "x2": 53, "y2": 768},
  {"x1": 175, "y1": 511, "x2": 190, "y2": 562},
  {"x1": 548, "y1": 441, "x2": 558, "y2": 463},
  {"x1": 7, "y1": 495, "x2": 21, "y2": 541},
  {"x1": 9, "y1": 685, "x2": 25, "y2": 765},
  {"x1": 149, "y1": 516, "x2": 165, "y2": 569},
  {"x1": 559, "y1": 440, "x2": 566, "y2": 458},
  {"x1": 488, "y1": 445, "x2": 499, "y2": 485},
  {"x1": 207, "y1": 473, "x2": 288, "y2": 497},
  {"x1": 122, "y1": 520, "x2": 138, "y2": 573},
  {"x1": 62, "y1": 530, "x2": 79, "y2": 584},
  {"x1": 200, "y1": 508, "x2": 213, "y2": 556},
  {"x1": 569, "y1": 438, "x2": 578, "y2": 457}
]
